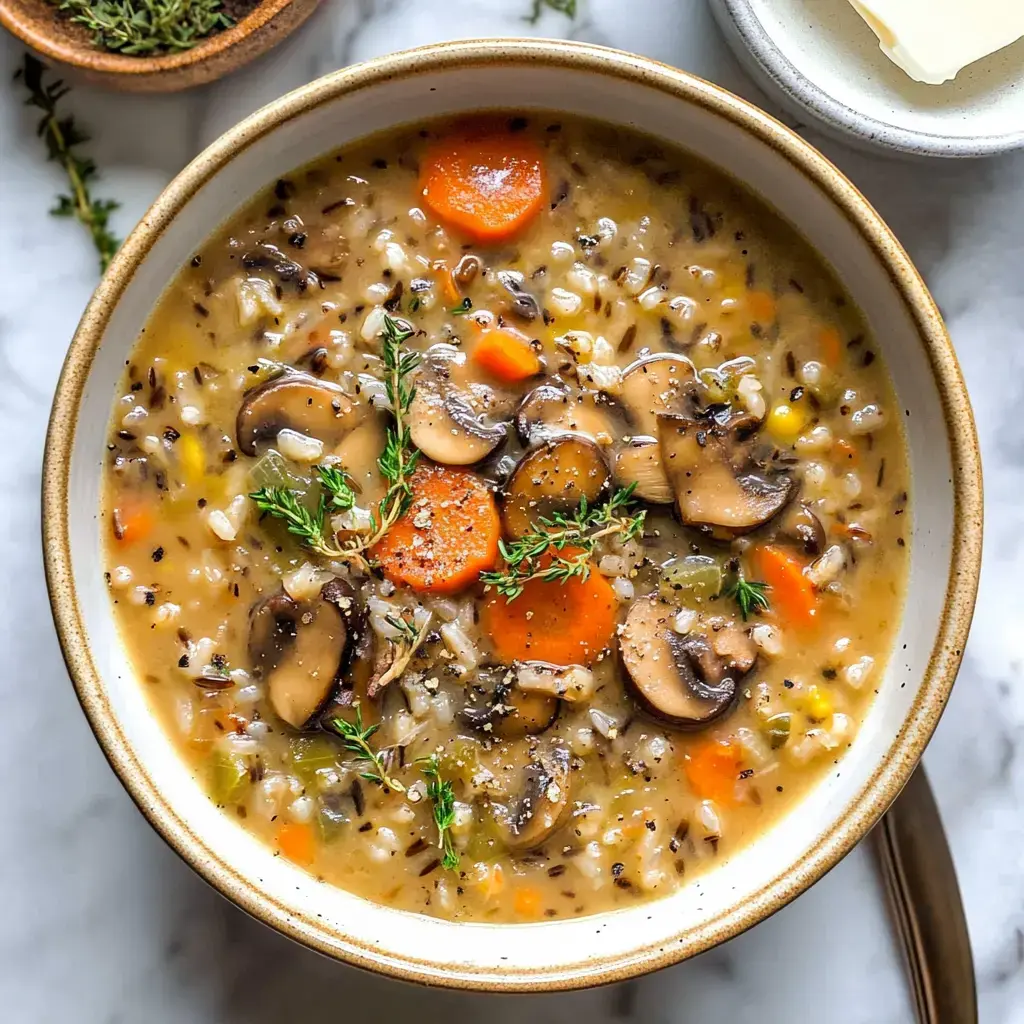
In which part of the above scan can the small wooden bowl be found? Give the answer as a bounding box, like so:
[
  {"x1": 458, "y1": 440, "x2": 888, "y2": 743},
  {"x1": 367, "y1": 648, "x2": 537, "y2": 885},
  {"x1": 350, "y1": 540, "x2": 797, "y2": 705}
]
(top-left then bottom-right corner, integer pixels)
[{"x1": 0, "y1": 0, "x2": 320, "y2": 92}]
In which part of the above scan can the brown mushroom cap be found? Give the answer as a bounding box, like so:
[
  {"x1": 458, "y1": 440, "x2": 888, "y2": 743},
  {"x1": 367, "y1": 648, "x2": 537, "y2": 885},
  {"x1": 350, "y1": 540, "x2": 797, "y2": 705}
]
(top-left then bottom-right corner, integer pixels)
[
  {"x1": 776, "y1": 500, "x2": 826, "y2": 556},
  {"x1": 612, "y1": 438, "x2": 674, "y2": 504},
  {"x1": 504, "y1": 745, "x2": 572, "y2": 851},
  {"x1": 249, "y1": 579, "x2": 359, "y2": 730},
  {"x1": 502, "y1": 435, "x2": 611, "y2": 538},
  {"x1": 620, "y1": 596, "x2": 755, "y2": 729},
  {"x1": 461, "y1": 670, "x2": 559, "y2": 739},
  {"x1": 658, "y1": 411, "x2": 794, "y2": 537},
  {"x1": 407, "y1": 347, "x2": 507, "y2": 466},
  {"x1": 236, "y1": 370, "x2": 361, "y2": 457},
  {"x1": 515, "y1": 380, "x2": 616, "y2": 446},
  {"x1": 620, "y1": 353, "x2": 698, "y2": 436}
]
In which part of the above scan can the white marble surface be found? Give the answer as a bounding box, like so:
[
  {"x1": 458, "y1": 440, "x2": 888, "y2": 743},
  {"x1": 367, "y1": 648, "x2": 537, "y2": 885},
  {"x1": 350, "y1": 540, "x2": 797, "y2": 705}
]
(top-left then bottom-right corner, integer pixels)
[{"x1": 0, "y1": 1, "x2": 1022, "y2": 1021}]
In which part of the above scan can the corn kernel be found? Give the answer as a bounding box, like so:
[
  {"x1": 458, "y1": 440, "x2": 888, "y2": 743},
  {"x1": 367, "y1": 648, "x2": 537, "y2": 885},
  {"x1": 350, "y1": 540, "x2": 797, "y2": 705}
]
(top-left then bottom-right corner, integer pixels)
[
  {"x1": 766, "y1": 403, "x2": 810, "y2": 443},
  {"x1": 178, "y1": 433, "x2": 206, "y2": 488},
  {"x1": 803, "y1": 684, "x2": 833, "y2": 722}
]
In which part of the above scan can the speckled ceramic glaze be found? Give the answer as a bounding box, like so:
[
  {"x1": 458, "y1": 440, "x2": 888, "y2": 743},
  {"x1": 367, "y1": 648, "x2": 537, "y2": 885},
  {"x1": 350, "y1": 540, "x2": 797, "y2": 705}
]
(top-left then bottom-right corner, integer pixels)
[
  {"x1": 0, "y1": 0, "x2": 319, "y2": 92},
  {"x1": 41, "y1": 39, "x2": 982, "y2": 990},
  {"x1": 710, "y1": 0, "x2": 1024, "y2": 157}
]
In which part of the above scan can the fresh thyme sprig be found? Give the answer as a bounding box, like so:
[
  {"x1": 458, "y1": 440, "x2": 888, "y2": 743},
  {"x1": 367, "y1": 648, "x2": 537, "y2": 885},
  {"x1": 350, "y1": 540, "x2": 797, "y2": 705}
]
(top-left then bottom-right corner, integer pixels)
[
  {"x1": 370, "y1": 313, "x2": 422, "y2": 539},
  {"x1": 419, "y1": 754, "x2": 459, "y2": 871},
  {"x1": 527, "y1": 0, "x2": 577, "y2": 24},
  {"x1": 249, "y1": 465, "x2": 365, "y2": 565},
  {"x1": 53, "y1": 0, "x2": 233, "y2": 56},
  {"x1": 368, "y1": 611, "x2": 433, "y2": 698},
  {"x1": 725, "y1": 570, "x2": 771, "y2": 620},
  {"x1": 14, "y1": 54, "x2": 120, "y2": 272},
  {"x1": 248, "y1": 313, "x2": 420, "y2": 571},
  {"x1": 327, "y1": 703, "x2": 405, "y2": 794},
  {"x1": 480, "y1": 484, "x2": 646, "y2": 601}
]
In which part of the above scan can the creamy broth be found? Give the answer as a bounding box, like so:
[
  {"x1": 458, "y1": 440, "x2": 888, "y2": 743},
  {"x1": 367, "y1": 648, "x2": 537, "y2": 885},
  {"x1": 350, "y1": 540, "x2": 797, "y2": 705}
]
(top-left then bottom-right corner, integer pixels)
[{"x1": 102, "y1": 114, "x2": 908, "y2": 922}]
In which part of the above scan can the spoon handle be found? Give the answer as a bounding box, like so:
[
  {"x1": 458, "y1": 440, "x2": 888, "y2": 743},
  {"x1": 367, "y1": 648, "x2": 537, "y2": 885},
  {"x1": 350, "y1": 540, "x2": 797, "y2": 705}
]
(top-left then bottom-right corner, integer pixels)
[{"x1": 873, "y1": 766, "x2": 977, "y2": 1024}]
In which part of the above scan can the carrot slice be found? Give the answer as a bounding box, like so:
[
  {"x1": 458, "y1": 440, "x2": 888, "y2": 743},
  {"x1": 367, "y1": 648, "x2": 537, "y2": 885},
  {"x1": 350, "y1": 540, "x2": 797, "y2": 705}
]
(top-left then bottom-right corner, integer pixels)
[
  {"x1": 513, "y1": 885, "x2": 544, "y2": 918},
  {"x1": 751, "y1": 544, "x2": 818, "y2": 630},
  {"x1": 420, "y1": 127, "x2": 547, "y2": 243},
  {"x1": 746, "y1": 290, "x2": 777, "y2": 324},
  {"x1": 373, "y1": 463, "x2": 501, "y2": 594},
  {"x1": 818, "y1": 326, "x2": 844, "y2": 368},
  {"x1": 481, "y1": 551, "x2": 617, "y2": 666},
  {"x1": 472, "y1": 328, "x2": 541, "y2": 382},
  {"x1": 112, "y1": 499, "x2": 154, "y2": 544},
  {"x1": 683, "y1": 739, "x2": 742, "y2": 806},
  {"x1": 277, "y1": 822, "x2": 315, "y2": 866},
  {"x1": 833, "y1": 438, "x2": 859, "y2": 466}
]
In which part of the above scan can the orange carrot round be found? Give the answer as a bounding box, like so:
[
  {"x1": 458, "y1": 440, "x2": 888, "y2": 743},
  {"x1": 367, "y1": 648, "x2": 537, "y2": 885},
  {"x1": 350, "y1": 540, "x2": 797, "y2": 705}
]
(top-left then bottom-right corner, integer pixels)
[
  {"x1": 481, "y1": 552, "x2": 617, "y2": 666},
  {"x1": 751, "y1": 544, "x2": 818, "y2": 630},
  {"x1": 420, "y1": 128, "x2": 547, "y2": 243},
  {"x1": 373, "y1": 463, "x2": 500, "y2": 594},
  {"x1": 746, "y1": 290, "x2": 777, "y2": 324},
  {"x1": 112, "y1": 498, "x2": 155, "y2": 544},
  {"x1": 682, "y1": 739, "x2": 742, "y2": 806},
  {"x1": 513, "y1": 885, "x2": 544, "y2": 918},
  {"x1": 472, "y1": 328, "x2": 541, "y2": 382},
  {"x1": 277, "y1": 822, "x2": 315, "y2": 866},
  {"x1": 818, "y1": 325, "x2": 844, "y2": 368}
]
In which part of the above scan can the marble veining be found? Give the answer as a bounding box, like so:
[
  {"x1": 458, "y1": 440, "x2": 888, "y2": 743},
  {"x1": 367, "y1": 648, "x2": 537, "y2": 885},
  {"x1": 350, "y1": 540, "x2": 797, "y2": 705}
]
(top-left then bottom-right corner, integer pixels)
[{"x1": 0, "y1": 1, "x2": 1021, "y2": 1021}]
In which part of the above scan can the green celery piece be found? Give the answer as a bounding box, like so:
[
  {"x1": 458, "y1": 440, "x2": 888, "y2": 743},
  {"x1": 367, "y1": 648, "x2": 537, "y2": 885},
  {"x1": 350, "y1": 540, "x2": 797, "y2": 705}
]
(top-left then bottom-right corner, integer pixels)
[
  {"x1": 659, "y1": 554, "x2": 724, "y2": 606},
  {"x1": 289, "y1": 735, "x2": 342, "y2": 791},
  {"x1": 209, "y1": 750, "x2": 249, "y2": 806}
]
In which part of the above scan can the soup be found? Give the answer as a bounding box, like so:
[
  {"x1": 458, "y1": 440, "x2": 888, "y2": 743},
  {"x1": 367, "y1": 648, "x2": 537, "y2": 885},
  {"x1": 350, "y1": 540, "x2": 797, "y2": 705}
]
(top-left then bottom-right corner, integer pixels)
[{"x1": 102, "y1": 114, "x2": 909, "y2": 922}]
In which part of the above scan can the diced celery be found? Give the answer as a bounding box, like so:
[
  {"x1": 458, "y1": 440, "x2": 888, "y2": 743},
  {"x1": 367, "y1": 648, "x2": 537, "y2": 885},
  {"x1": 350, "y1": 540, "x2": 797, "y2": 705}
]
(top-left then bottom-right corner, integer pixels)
[
  {"x1": 249, "y1": 450, "x2": 311, "y2": 493},
  {"x1": 438, "y1": 738, "x2": 482, "y2": 788},
  {"x1": 317, "y1": 794, "x2": 350, "y2": 843},
  {"x1": 289, "y1": 735, "x2": 341, "y2": 791},
  {"x1": 209, "y1": 750, "x2": 249, "y2": 806},
  {"x1": 659, "y1": 555, "x2": 723, "y2": 605},
  {"x1": 764, "y1": 713, "x2": 792, "y2": 750}
]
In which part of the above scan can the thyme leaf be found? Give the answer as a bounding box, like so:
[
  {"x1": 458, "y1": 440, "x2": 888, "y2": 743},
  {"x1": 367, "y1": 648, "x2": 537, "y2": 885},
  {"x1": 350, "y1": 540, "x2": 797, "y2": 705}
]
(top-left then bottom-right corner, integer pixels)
[
  {"x1": 480, "y1": 484, "x2": 646, "y2": 601},
  {"x1": 53, "y1": 0, "x2": 233, "y2": 56},
  {"x1": 527, "y1": 0, "x2": 577, "y2": 24},
  {"x1": 419, "y1": 754, "x2": 459, "y2": 871},
  {"x1": 14, "y1": 54, "x2": 120, "y2": 272},
  {"x1": 327, "y1": 704, "x2": 405, "y2": 794},
  {"x1": 725, "y1": 571, "x2": 771, "y2": 620}
]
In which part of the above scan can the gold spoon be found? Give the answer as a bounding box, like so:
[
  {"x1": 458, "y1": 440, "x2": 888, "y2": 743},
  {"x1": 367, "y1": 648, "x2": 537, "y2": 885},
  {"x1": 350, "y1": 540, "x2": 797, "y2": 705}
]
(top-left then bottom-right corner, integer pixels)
[{"x1": 873, "y1": 766, "x2": 977, "y2": 1023}]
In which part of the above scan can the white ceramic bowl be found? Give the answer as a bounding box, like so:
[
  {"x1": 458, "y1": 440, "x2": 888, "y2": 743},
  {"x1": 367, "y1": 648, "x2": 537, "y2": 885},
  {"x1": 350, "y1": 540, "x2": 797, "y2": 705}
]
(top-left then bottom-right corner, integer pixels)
[
  {"x1": 711, "y1": 0, "x2": 1024, "y2": 157},
  {"x1": 43, "y1": 39, "x2": 982, "y2": 990}
]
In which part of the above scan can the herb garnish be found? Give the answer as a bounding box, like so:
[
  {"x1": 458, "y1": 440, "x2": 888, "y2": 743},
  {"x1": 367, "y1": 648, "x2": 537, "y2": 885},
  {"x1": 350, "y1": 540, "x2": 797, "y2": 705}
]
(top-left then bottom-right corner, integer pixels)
[
  {"x1": 527, "y1": 0, "x2": 577, "y2": 23},
  {"x1": 480, "y1": 484, "x2": 646, "y2": 601},
  {"x1": 53, "y1": 0, "x2": 233, "y2": 56},
  {"x1": 327, "y1": 703, "x2": 405, "y2": 794},
  {"x1": 15, "y1": 54, "x2": 120, "y2": 272},
  {"x1": 449, "y1": 297, "x2": 472, "y2": 315},
  {"x1": 249, "y1": 312, "x2": 420, "y2": 572},
  {"x1": 419, "y1": 754, "x2": 459, "y2": 871},
  {"x1": 725, "y1": 570, "x2": 770, "y2": 620},
  {"x1": 367, "y1": 611, "x2": 434, "y2": 698}
]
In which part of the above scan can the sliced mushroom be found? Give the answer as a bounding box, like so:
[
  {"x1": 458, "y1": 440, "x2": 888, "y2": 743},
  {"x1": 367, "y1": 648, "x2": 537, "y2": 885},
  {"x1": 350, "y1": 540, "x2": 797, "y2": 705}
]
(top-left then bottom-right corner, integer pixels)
[
  {"x1": 776, "y1": 501, "x2": 826, "y2": 556},
  {"x1": 407, "y1": 345, "x2": 507, "y2": 465},
  {"x1": 241, "y1": 242, "x2": 317, "y2": 292},
  {"x1": 620, "y1": 596, "x2": 755, "y2": 729},
  {"x1": 515, "y1": 380, "x2": 616, "y2": 446},
  {"x1": 461, "y1": 670, "x2": 559, "y2": 739},
  {"x1": 502, "y1": 435, "x2": 610, "y2": 538},
  {"x1": 237, "y1": 370, "x2": 361, "y2": 456},
  {"x1": 249, "y1": 579, "x2": 359, "y2": 730},
  {"x1": 612, "y1": 438, "x2": 674, "y2": 504},
  {"x1": 504, "y1": 745, "x2": 572, "y2": 851},
  {"x1": 620, "y1": 353, "x2": 698, "y2": 435},
  {"x1": 658, "y1": 411, "x2": 794, "y2": 536},
  {"x1": 495, "y1": 270, "x2": 541, "y2": 321}
]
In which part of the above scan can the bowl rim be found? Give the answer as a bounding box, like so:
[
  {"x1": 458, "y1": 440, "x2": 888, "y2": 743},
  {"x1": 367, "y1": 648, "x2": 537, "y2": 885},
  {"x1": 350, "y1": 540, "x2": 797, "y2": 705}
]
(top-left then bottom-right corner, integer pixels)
[
  {"x1": 0, "y1": 0, "x2": 302, "y2": 78},
  {"x1": 714, "y1": 0, "x2": 1024, "y2": 158},
  {"x1": 41, "y1": 37, "x2": 983, "y2": 991}
]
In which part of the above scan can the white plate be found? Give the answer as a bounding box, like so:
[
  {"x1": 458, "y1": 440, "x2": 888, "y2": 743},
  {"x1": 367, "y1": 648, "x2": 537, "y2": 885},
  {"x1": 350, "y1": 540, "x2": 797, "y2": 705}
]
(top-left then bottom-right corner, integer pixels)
[{"x1": 710, "y1": 0, "x2": 1024, "y2": 157}]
